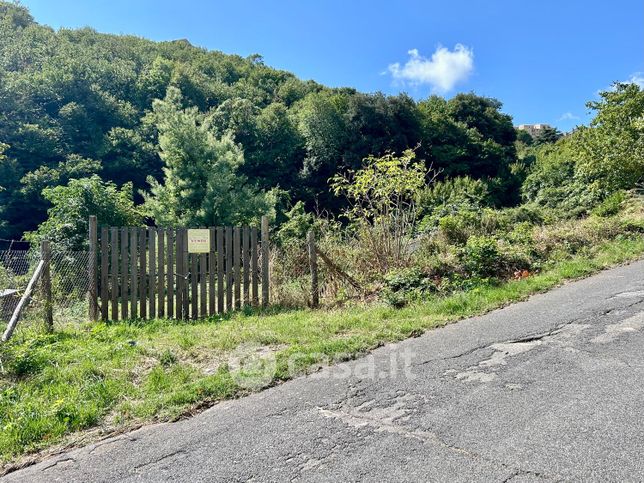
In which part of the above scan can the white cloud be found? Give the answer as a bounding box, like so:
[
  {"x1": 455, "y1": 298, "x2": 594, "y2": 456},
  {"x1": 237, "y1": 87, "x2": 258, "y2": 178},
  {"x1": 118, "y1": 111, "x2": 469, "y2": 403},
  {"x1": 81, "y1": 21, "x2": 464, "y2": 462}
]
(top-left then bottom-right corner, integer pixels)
[
  {"x1": 627, "y1": 72, "x2": 644, "y2": 88},
  {"x1": 558, "y1": 112, "x2": 580, "y2": 121},
  {"x1": 387, "y1": 44, "x2": 474, "y2": 93}
]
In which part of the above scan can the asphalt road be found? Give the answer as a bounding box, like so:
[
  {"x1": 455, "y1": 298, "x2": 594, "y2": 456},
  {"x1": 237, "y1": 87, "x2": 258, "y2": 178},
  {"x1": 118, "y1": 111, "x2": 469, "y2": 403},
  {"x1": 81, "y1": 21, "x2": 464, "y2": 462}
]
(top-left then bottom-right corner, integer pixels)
[{"x1": 5, "y1": 260, "x2": 644, "y2": 482}]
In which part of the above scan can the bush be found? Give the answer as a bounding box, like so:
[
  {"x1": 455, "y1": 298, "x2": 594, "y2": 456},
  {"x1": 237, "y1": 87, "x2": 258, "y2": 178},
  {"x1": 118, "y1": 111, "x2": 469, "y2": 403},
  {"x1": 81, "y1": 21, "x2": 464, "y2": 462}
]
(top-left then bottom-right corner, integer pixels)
[
  {"x1": 592, "y1": 191, "x2": 626, "y2": 217},
  {"x1": 437, "y1": 210, "x2": 479, "y2": 245},
  {"x1": 381, "y1": 267, "x2": 437, "y2": 308},
  {"x1": 461, "y1": 235, "x2": 502, "y2": 278}
]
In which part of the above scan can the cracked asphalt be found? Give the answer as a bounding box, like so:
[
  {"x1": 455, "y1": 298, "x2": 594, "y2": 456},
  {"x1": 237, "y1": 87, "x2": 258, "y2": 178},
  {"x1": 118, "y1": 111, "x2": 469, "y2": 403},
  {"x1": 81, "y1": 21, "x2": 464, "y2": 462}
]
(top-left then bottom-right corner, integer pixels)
[{"x1": 4, "y1": 260, "x2": 644, "y2": 482}]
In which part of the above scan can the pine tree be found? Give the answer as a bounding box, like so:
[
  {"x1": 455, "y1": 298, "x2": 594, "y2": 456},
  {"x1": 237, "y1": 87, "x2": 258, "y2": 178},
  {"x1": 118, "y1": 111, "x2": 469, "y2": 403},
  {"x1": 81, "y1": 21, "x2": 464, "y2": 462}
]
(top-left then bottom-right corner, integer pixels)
[{"x1": 144, "y1": 87, "x2": 275, "y2": 227}]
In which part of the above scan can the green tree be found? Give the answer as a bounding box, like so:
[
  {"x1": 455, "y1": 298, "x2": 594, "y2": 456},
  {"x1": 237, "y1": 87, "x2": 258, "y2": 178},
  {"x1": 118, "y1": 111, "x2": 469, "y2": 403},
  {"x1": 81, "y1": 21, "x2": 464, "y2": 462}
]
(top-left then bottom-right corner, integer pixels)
[
  {"x1": 330, "y1": 149, "x2": 433, "y2": 271},
  {"x1": 533, "y1": 126, "x2": 562, "y2": 146},
  {"x1": 575, "y1": 83, "x2": 644, "y2": 194},
  {"x1": 523, "y1": 83, "x2": 644, "y2": 212},
  {"x1": 27, "y1": 175, "x2": 142, "y2": 250},
  {"x1": 143, "y1": 87, "x2": 275, "y2": 227}
]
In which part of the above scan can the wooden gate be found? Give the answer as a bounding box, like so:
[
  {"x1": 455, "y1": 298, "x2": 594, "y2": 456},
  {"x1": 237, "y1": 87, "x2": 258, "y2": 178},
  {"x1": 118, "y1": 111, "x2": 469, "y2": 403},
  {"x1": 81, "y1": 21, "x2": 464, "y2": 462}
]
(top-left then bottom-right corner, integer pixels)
[{"x1": 88, "y1": 216, "x2": 270, "y2": 321}]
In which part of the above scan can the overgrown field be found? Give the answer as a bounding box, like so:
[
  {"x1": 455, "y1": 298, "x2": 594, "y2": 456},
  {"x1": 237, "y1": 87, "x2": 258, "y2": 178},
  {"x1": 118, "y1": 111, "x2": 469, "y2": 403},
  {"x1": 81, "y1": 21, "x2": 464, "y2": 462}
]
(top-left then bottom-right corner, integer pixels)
[{"x1": 1, "y1": 215, "x2": 643, "y2": 467}]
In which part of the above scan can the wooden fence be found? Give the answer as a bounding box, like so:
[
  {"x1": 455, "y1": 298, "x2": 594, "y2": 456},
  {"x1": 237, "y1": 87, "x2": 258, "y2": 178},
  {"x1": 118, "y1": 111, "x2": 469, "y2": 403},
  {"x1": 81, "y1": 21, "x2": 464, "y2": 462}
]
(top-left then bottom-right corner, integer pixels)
[{"x1": 88, "y1": 216, "x2": 270, "y2": 321}]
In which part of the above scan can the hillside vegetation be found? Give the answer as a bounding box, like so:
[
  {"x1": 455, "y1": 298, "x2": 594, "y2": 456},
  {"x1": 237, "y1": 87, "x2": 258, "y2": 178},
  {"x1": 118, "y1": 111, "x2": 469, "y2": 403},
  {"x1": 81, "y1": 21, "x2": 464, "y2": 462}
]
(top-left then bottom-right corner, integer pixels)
[
  {"x1": 2, "y1": 1, "x2": 526, "y2": 241},
  {"x1": 1, "y1": 0, "x2": 644, "y2": 467}
]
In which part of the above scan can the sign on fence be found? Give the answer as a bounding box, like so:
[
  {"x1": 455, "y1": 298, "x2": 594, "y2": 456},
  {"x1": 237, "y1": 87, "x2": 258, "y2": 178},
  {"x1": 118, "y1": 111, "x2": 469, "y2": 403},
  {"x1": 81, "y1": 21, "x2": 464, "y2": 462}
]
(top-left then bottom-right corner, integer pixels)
[
  {"x1": 88, "y1": 217, "x2": 270, "y2": 322},
  {"x1": 187, "y1": 229, "x2": 210, "y2": 253}
]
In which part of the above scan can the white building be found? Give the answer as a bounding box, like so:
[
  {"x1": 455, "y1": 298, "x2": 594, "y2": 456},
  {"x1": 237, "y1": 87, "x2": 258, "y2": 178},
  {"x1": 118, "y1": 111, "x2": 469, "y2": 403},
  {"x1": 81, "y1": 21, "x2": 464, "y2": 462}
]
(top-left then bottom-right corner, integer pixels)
[{"x1": 516, "y1": 124, "x2": 552, "y2": 138}]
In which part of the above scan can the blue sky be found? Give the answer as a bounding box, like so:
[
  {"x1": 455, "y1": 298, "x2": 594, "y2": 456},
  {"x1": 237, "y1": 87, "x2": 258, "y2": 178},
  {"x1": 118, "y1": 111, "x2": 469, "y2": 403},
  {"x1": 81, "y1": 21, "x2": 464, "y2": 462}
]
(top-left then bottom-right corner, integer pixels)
[{"x1": 21, "y1": 0, "x2": 644, "y2": 131}]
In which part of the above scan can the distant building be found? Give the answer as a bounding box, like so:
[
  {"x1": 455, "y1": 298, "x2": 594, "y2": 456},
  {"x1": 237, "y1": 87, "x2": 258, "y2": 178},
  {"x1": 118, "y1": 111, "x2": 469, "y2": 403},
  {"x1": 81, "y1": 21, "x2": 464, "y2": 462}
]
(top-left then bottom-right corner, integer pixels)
[{"x1": 516, "y1": 124, "x2": 552, "y2": 138}]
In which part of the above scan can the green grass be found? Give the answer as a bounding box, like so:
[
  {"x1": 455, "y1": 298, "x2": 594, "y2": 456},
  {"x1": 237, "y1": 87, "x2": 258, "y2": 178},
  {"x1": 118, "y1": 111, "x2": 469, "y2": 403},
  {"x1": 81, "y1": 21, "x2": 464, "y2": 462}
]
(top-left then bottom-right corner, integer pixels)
[{"x1": 1, "y1": 235, "x2": 643, "y2": 467}]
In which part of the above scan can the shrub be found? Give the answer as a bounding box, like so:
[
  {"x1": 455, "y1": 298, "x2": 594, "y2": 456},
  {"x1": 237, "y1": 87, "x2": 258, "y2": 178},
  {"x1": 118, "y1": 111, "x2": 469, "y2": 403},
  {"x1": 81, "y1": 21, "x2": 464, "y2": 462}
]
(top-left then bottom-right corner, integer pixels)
[
  {"x1": 381, "y1": 267, "x2": 437, "y2": 308},
  {"x1": 330, "y1": 149, "x2": 435, "y2": 273},
  {"x1": 418, "y1": 177, "x2": 489, "y2": 230},
  {"x1": 461, "y1": 235, "x2": 502, "y2": 278},
  {"x1": 592, "y1": 190, "x2": 626, "y2": 217},
  {"x1": 437, "y1": 210, "x2": 479, "y2": 245}
]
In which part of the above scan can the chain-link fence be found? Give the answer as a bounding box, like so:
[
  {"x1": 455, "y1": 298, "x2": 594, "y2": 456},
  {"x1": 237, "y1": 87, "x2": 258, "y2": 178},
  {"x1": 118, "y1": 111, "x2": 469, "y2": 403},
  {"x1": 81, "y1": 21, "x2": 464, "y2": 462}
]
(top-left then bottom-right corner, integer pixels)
[
  {"x1": 0, "y1": 232, "x2": 362, "y2": 338},
  {"x1": 268, "y1": 235, "x2": 364, "y2": 309},
  {"x1": 0, "y1": 242, "x2": 90, "y2": 335}
]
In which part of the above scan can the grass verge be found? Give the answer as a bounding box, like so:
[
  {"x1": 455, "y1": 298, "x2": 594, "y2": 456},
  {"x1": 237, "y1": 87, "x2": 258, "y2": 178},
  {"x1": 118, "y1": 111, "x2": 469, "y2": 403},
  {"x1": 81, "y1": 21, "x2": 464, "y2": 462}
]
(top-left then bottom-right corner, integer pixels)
[{"x1": 1, "y1": 235, "x2": 643, "y2": 468}]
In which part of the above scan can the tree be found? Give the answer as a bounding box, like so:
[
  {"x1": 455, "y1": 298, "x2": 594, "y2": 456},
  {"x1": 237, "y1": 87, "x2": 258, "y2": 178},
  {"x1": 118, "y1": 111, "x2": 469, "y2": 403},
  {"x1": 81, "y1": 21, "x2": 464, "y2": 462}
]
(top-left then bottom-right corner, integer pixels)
[
  {"x1": 417, "y1": 94, "x2": 518, "y2": 204},
  {"x1": 533, "y1": 126, "x2": 562, "y2": 146},
  {"x1": 523, "y1": 83, "x2": 644, "y2": 212},
  {"x1": 143, "y1": 87, "x2": 275, "y2": 227},
  {"x1": 27, "y1": 175, "x2": 142, "y2": 250},
  {"x1": 330, "y1": 149, "x2": 434, "y2": 271},
  {"x1": 574, "y1": 83, "x2": 644, "y2": 195}
]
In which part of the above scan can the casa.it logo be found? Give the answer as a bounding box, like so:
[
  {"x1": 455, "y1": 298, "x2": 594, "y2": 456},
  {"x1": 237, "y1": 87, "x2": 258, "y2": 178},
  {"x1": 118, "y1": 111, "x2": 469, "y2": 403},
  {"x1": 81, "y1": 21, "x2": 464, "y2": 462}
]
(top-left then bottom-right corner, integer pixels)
[{"x1": 227, "y1": 343, "x2": 277, "y2": 390}]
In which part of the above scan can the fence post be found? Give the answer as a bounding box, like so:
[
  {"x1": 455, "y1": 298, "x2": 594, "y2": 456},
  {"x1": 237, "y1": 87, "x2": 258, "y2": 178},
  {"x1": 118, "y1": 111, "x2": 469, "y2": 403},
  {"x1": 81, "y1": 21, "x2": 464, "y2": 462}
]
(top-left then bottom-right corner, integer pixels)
[
  {"x1": 88, "y1": 215, "x2": 98, "y2": 321},
  {"x1": 307, "y1": 231, "x2": 319, "y2": 308},
  {"x1": 261, "y1": 215, "x2": 269, "y2": 307},
  {"x1": 41, "y1": 240, "x2": 53, "y2": 331}
]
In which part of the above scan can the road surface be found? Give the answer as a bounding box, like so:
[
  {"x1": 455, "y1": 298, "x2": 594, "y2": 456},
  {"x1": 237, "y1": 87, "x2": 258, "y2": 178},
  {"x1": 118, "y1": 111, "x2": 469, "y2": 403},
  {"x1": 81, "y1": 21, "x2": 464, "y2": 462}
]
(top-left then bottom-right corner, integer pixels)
[{"x1": 4, "y1": 260, "x2": 644, "y2": 482}]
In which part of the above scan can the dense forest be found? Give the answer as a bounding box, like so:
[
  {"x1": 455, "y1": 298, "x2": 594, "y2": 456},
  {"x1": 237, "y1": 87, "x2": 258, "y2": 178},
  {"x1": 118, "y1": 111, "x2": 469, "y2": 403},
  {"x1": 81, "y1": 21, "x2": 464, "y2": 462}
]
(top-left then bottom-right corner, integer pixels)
[
  {"x1": 1, "y1": 1, "x2": 643, "y2": 252},
  {"x1": 0, "y1": 1, "x2": 526, "y2": 242}
]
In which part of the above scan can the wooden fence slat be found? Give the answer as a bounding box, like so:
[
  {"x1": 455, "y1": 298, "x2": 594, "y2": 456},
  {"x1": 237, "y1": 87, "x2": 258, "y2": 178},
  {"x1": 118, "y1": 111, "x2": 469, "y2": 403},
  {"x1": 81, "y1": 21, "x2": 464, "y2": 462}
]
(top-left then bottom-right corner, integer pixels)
[
  {"x1": 176, "y1": 229, "x2": 183, "y2": 319},
  {"x1": 182, "y1": 230, "x2": 190, "y2": 319},
  {"x1": 242, "y1": 226, "x2": 250, "y2": 306},
  {"x1": 200, "y1": 251, "x2": 207, "y2": 317},
  {"x1": 217, "y1": 227, "x2": 224, "y2": 314},
  {"x1": 251, "y1": 227, "x2": 258, "y2": 307},
  {"x1": 100, "y1": 226, "x2": 109, "y2": 321},
  {"x1": 208, "y1": 227, "x2": 216, "y2": 316},
  {"x1": 167, "y1": 229, "x2": 174, "y2": 318},
  {"x1": 226, "y1": 227, "x2": 233, "y2": 312},
  {"x1": 234, "y1": 227, "x2": 241, "y2": 310},
  {"x1": 191, "y1": 252, "x2": 198, "y2": 319},
  {"x1": 130, "y1": 228, "x2": 138, "y2": 319},
  {"x1": 121, "y1": 227, "x2": 128, "y2": 319},
  {"x1": 110, "y1": 227, "x2": 119, "y2": 321},
  {"x1": 89, "y1": 216, "x2": 98, "y2": 321},
  {"x1": 158, "y1": 230, "x2": 165, "y2": 318},
  {"x1": 149, "y1": 229, "x2": 157, "y2": 318},
  {"x1": 139, "y1": 228, "x2": 147, "y2": 319},
  {"x1": 261, "y1": 216, "x2": 269, "y2": 307}
]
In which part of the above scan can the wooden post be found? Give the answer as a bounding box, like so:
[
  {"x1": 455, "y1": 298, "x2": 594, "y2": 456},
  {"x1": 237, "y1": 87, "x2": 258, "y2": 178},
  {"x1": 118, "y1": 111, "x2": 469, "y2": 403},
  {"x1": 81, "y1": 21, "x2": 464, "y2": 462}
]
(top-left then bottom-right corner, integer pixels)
[
  {"x1": 88, "y1": 215, "x2": 98, "y2": 321},
  {"x1": 190, "y1": 253, "x2": 198, "y2": 319},
  {"x1": 139, "y1": 228, "x2": 147, "y2": 319},
  {"x1": 217, "y1": 227, "x2": 224, "y2": 314},
  {"x1": 242, "y1": 226, "x2": 250, "y2": 306},
  {"x1": 110, "y1": 227, "x2": 119, "y2": 321},
  {"x1": 225, "y1": 227, "x2": 233, "y2": 312},
  {"x1": 158, "y1": 229, "x2": 165, "y2": 318},
  {"x1": 2, "y1": 261, "x2": 45, "y2": 342},
  {"x1": 200, "y1": 251, "x2": 207, "y2": 317},
  {"x1": 251, "y1": 227, "x2": 258, "y2": 307},
  {"x1": 41, "y1": 240, "x2": 53, "y2": 331},
  {"x1": 208, "y1": 227, "x2": 216, "y2": 316},
  {"x1": 166, "y1": 229, "x2": 174, "y2": 318},
  {"x1": 100, "y1": 227, "x2": 109, "y2": 321},
  {"x1": 307, "y1": 231, "x2": 319, "y2": 308},
  {"x1": 233, "y1": 226, "x2": 241, "y2": 309},
  {"x1": 261, "y1": 215, "x2": 269, "y2": 307},
  {"x1": 120, "y1": 227, "x2": 128, "y2": 319},
  {"x1": 149, "y1": 228, "x2": 156, "y2": 318},
  {"x1": 130, "y1": 228, "x2": 138, "y2": 319},
  {"x1": 176, "y1": 229, "x2": 184, "y2": 319},
  {"x1": 182, "y1": 230, "x2": 190, "y2": 319}
]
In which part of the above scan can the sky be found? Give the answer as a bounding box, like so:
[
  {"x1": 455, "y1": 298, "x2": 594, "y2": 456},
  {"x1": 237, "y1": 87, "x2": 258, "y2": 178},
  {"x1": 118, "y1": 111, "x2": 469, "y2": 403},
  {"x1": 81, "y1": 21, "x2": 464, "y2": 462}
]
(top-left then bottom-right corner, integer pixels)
[{"x1": 20, "y1": 0, "x2": 644, "y2": 131}]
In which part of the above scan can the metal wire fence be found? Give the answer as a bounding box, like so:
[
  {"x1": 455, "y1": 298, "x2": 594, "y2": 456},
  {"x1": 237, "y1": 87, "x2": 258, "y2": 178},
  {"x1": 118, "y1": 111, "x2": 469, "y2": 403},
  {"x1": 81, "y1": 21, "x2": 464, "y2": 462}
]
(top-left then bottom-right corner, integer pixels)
[
  {"x1": 0, "y1": 232, "x2": 362, "y2": 338},
  {"x1": 0, "y1": 244, "x2": 90, "y2": 333}
]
